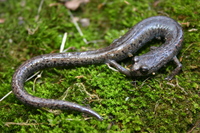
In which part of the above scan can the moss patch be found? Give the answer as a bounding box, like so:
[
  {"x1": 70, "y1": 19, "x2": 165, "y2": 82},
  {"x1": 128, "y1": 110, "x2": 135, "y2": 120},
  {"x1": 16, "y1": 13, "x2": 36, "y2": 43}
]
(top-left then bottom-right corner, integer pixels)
[{"x1": 0, "y1": 0, "x2": 199, "y2": 132}]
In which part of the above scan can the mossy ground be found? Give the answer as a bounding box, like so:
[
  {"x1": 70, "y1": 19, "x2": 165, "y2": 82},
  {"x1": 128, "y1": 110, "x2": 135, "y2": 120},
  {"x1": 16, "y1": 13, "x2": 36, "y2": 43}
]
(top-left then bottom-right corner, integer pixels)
[{"x1": 0, "y1": 0, "x2": 199, "y2": 132}]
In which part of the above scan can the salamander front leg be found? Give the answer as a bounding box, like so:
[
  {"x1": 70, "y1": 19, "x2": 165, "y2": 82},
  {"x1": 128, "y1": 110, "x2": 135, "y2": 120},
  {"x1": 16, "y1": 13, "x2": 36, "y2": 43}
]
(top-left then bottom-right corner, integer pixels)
[
  {"x1": 165, "y1": 56, "x2": 182, "y2": 80},
  {"x1": 106, "y1": 60, "x2": 132, "y2": 77}
]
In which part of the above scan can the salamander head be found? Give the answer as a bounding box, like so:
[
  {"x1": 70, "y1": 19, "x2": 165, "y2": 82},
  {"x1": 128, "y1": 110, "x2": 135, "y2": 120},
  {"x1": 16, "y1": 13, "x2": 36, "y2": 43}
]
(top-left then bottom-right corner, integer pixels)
[{"x1": 130, "y1": 56, "x2": 154, "y2": 76}]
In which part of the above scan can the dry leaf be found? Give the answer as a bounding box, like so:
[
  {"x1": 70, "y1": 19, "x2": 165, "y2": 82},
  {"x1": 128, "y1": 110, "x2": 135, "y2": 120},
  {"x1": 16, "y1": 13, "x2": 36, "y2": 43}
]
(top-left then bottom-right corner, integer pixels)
[
  {"x1": 0, "y1": 18, "x2": 5, "y2": 23},
  {"x1": 65, "y1": 0, "x2": 89, "y2": 10},
  {"x1": 79, "y1": 18, "x2": 90, "y2": 27}
]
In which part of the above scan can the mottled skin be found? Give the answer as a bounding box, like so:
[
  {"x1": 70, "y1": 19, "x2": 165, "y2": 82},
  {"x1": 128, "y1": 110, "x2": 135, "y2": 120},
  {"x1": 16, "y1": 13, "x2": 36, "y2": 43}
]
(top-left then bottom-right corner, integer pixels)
[{"x1": 12, "y1": 16, "x2": 183, "y2": 121}]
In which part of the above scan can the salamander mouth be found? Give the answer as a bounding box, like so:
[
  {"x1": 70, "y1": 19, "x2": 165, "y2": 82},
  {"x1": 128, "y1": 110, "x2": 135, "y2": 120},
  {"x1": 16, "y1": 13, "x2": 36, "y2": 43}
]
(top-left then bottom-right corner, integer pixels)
[{"x1": 130, "y1": 70, "x2": 148, "y2": 76}]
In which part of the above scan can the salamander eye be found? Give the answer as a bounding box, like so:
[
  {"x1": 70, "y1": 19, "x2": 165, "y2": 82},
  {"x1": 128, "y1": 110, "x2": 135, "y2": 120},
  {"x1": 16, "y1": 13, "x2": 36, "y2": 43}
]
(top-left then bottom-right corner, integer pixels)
[
  {"x1": 132, "y1": 56, "x2": 139, "y2": 63},
  {"x1": 140, "y1": 65, "x2": 149, "y2": 73}
]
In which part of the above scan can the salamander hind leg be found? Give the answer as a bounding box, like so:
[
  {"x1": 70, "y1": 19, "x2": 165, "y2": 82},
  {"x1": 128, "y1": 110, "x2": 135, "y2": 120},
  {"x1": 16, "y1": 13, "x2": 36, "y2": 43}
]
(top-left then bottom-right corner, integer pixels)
[
  {"x1": 106, "y1": 60, "x2": 132, "y2": 77},
  {"x1": 165, "y1": 56, "x2": 182, "y2": 81}
]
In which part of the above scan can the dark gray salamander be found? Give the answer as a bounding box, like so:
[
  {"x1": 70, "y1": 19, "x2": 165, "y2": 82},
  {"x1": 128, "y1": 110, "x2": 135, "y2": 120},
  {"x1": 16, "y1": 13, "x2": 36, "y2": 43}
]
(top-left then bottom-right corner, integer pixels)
[{"x1": 12, "y1": 16, "x2": 183, "y2": 121}]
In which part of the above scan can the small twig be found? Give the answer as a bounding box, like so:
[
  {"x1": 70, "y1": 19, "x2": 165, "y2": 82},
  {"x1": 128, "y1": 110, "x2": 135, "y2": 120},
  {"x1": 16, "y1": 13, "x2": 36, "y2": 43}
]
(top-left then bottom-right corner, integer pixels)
[
  {"x1": 60, "y1": 83, "x2": 100, "y2": 102},
  {"x1": 106, "y1": 63, "x2": 119, "y2": 72},
  {"x1": 26, "y1": 26, "x2": 39, "y2": 35},
  {"x1": 60, "y1": 86, "x2": 71, "y2": 100},
  {"x1": 42, "y1": 108, "x2": 62, "y2": 115},
  {"x1": 68, "y1": 10, "x2": 88, "y2": 44},
  {"x1": 59, "y1": 32, "x2": 77, "y2": 53},
  {"x1": 38, "y1": 0, "x2": 44, "y2": 14},
  {"x1": 166, "y1": 82, "x2": 176, "y2": 87},
  {"x1": 62, "y1": 47, "x2": 76, "y2": 53},
  {"x1": 35, "y1": 0, "x2": 44, "y2": 22},
  {"x1": 166, "y1": 78, "x2": 188, "y2": 95},
  {"x1": 78, "y1": 83, "x2": 100, "y2": 101},
  {"x1": 5, "y1": 119, "x2": 45, "y2": 127},
  {"x1": 26, "y1": 71, "x2": 41, "y2": 82},
  {"x1": 0, "y1": 91, "x2": 12, "y2": 102},
  {"x1": 175, "y1": 78, "x2": 188, "y2": 95},
  {"x1": 188, "y1": 28, "x2": 198, "y2": 32},
  {"x1": 26, "y1": 0, "x2": 44, "y2": 35},
  {"x1": 32, "y1": 71, "x2": 43, "y2": 92},
  {"x1": 60, "y1": 32, "x2": 68, "y2": 53},
  {"x1": 5, "y1": 122, "x2": 45, "y2": 127}
]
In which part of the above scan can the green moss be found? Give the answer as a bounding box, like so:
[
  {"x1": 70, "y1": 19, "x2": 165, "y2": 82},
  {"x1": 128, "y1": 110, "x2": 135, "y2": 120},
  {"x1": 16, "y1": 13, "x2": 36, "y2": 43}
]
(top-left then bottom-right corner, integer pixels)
[{"x1": 0, "y1": 0, "x2": 199, "y2": 132}]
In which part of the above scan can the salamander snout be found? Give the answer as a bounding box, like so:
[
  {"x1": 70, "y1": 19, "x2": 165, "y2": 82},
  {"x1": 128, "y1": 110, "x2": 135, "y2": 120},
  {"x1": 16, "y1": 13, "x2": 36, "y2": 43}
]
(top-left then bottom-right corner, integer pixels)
[{"x1": 130, "y1": 56, "x2": 150, "y2": 76}]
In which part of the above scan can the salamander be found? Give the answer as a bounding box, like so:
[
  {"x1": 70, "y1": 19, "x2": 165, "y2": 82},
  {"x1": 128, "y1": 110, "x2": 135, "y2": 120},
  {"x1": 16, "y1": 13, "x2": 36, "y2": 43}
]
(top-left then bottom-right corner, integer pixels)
[{"x1": 12, "y1": 16, "x2": 183, "y2": 121}]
